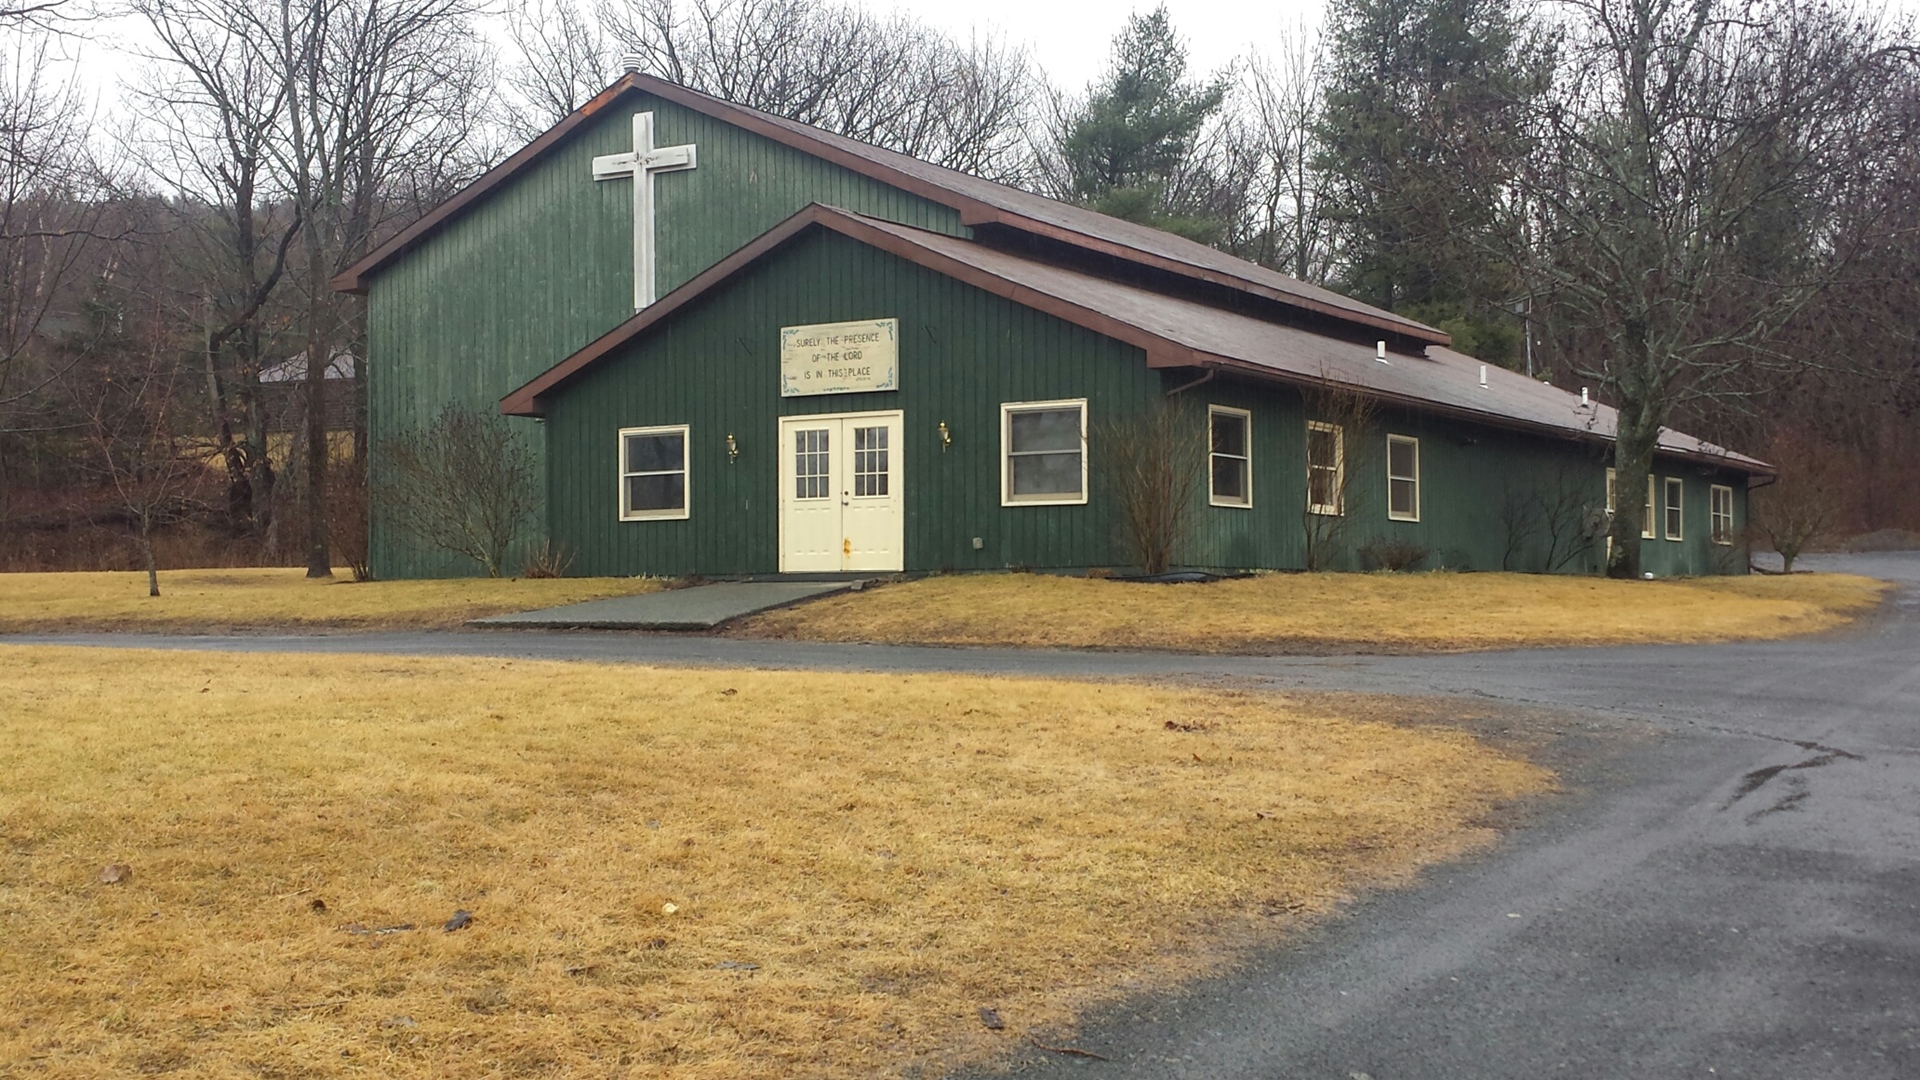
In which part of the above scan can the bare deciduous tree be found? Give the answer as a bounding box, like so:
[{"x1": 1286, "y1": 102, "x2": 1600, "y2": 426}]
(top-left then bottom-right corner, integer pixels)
[
  {"x1": 1300, "y1": 374, "x2": 1379, "y2": 571},
  {"x1": 1493, "y1": 0, "x2": 1916, "y2": 576},
  {"x1": 378, "y1": 404, "x2": 539, "y2": 577},
  {"x1": 1097, "y1": 400, "x2": 1203, "y2": 576}
]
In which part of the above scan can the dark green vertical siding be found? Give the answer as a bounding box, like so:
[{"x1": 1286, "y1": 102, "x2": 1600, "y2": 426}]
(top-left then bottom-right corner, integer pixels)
[
  {"x1": 362, "y1": 92, "x2": 964, "y2": 577},
  {"x1": 544, "y1": 226, "x2": 1753, "y2": 577},
  {"x1": 546, "y1": 229, "x2": 1158, "y2": 576}
]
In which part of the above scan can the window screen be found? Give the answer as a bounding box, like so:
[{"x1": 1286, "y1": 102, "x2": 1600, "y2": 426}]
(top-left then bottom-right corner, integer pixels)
[
  {"x1": 621, "y1": 427, "x2": 687, "y2": 518},
  {"x1": 1004, "y1": 403, "x2": 1085, "y2": 501},
  {"x1": 1210, "y1": 408, "x2": 1251, "y2": 507},
  {"x1": 1307, "y1": 423, "x2": 1342, "y2": 514},
  {"x1": 1387, "y1": 435, "x2": 1419, "y2": 521},
  {"x1": 1710, "y1": 484, "x2": 1734, "y2": 545}
]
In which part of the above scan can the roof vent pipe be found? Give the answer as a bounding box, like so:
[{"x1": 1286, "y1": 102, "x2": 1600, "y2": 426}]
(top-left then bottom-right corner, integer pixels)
[
  {"x1": 1376, "y1": 340, "x2": 1388, "y2": 364},
  {"x1": 621, "y1": 53, "x2": 644, "y2": 74},
  {"x1": 1478, "y1": 364, "x2": 1488, "y2": 389},
  {"x1": 1580, "y1": 387, "x2": 1590, "y2": 406}
]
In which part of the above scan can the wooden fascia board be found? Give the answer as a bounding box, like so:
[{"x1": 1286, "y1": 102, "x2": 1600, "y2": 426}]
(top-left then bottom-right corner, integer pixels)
[
  {"x1": 1194, "y1": 354, "x2": 1775, "y2": 476},
  {"x1": 825, "y1": 213, "x2": 1202, "y2": 369},
  {"x1": 499, "y1": 206, "x2": 830, "y2": 416},
  {"x1": 334, "y1": 72, "x2": 1446, "y2": 354},
  {"x1": 333, "y1": 80, "x2": 639, "y2": 294},
  {"x1": 964, "y1": 207, "x2": 1451, "y2": 348}
]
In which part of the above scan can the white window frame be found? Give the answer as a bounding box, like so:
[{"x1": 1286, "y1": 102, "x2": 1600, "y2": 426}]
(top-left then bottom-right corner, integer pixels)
[
  {"x1": 1643, "y1": 475, "x2": 1657, "y2": 539},
  {"x1": 1664, "y1": 476, "x2": 1684, "y2": 541},
  {"x1": 1000, "y1": 398, "x2": 1089, "y2": 507},
  {"x1": 1606, "y1": 467, "x2": 1617, "y2": 561},
  {"x1": 1710, "y1": 484, "x2": 1735, "y2": 545},
  {"x1": 1208, "y1": 405, "x2": 1253, "y2": 509},
  {"x1": 617, "y1": 424, "x2": 690, "y2": 521},
  {"x1": 1306, "y1": 421, "x2": 1344, "y2": 516},
  {"x1": 1386, "y1": 434, "x2": 1420, "y2": 522}
]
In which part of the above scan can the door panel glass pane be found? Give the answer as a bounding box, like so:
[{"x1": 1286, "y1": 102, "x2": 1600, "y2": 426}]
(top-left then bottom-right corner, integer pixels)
[
  {"x1": 853, "y1": 426, "x2": 889, "y2": 497},
  {"x1": 1011, "y1": 450, "x2": 1082, "y2": 495},
  {"x1": 625, "y1": 432, "x2": 683, "y2": 473},
  {"x1": 794, "y1": 428, "x2": 830, "y2": 500},
  {"x1": 1009, "y1": 408, "x2": 1081, "y2": 452},
  {"x1": 627, "y1": 473, "x2": 685, "y2": 512}
]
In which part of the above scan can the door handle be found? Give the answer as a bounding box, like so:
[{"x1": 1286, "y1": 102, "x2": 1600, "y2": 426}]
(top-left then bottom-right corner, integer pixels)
[{"x1": 841, "y1": 491, "x2": 849, "y2": 506}]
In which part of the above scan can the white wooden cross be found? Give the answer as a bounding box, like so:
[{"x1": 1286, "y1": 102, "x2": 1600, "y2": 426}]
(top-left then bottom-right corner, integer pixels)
[{"x1": 593, "y1": 112, "x2": 697, "y2": 310}]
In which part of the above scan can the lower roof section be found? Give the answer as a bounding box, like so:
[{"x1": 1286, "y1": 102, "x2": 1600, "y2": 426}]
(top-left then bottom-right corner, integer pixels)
[{"x1": 500, "y1": 203, "x2": 1769, "y2": 475}]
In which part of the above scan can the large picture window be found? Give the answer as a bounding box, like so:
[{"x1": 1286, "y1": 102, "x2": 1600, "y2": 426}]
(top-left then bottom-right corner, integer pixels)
[
  {"x1": 1387, "y1": 434, "x2": 1420, "y2": 521},
  {"x1": 1710, "y1": 484, "x2": 1735, "y2": 545},
  {"x1": 1001, "y1": 399, "x2": 1087, "y2": 505},
  {"x1": 1664, "y1": 476, "x2": 1684, "y2": 540},
  {"x1": 1306, "y1": 421, "x2": 1343, "y2": 515},
  {"x1": 619, "y1": 425, "x2": 689, "y2": 520},
  {"x1": 1209, "y1": 406, "x2": 1251, "y2": 508}
]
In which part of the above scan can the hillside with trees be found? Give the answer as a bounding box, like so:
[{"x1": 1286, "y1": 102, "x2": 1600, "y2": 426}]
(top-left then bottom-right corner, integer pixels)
[{"x1": 2, "y1": 0, "x2": 1914, "y2": 575}]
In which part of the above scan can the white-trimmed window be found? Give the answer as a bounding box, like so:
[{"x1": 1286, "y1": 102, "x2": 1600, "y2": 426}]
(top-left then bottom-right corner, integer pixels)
[
  {"x1": 619, "y1": 425, "x2": 689, "y2": 520},
  {"x1": 1209, "y1": 405, "x2": 1252, "y2": 508},
  {"x1": 1643, "y1": 475, "x2": 1657, "y2": 539},
  {"x1": 1001, "y1": 399, "x2": 1087, "y2": 505},
  {"x1": 1710, "y1": 484, "x2": 1735, "y2": 545},
  {"x1": 1664, "y1": 477, "x2": 1684, "y2": 540},
  {"x1": 1306, "y1": 421, "x2": 1343, "y2": 515},
  {"x1": 1387, "y1": 434, "x2": 1420, "y2": 521}
]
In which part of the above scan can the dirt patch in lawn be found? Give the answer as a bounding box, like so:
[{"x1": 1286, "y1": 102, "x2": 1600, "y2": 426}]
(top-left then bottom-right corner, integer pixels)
[
  {"x1": 0, "y1": 567, "x2": 665, "y2": 633},
  {"x1": 0, "y1": 646, "x2": 1548, "y2": 1079},
  {"x1": 735, "y1": 571, "x2": 1891, "y2": 654}
]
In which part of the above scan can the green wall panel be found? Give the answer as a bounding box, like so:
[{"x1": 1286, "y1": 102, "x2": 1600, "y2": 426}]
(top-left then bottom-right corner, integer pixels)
[
  {"x1": 362, "y1": 92, "x2": 964, "y2": 577},
  {"x1": 542, "y1": 227, "x2": 1753, "y2": 577}
]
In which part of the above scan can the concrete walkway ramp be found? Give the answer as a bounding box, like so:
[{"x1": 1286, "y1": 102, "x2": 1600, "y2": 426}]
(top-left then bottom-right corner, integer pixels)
[{"x1": 470, "y1": 580, "x2": 851, "y2": 631}]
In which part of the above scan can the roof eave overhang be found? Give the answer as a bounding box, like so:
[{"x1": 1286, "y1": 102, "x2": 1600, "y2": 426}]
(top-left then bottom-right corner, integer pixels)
[
  {"x1": 335, "y1": 75, "x2": 1443, "y2": 347},
  {"x1": 1182, "y1": 355, "x2": 1774, "y2": 476}
]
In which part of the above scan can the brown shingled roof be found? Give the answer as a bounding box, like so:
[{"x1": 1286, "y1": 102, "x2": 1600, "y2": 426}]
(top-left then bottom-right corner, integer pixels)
[
  {"x1": 334, "y1": 74, "x2": 1447, "y2": 347},
  {"x1": 499, "y1": 204, "x2": 1769, "y2": 476}
]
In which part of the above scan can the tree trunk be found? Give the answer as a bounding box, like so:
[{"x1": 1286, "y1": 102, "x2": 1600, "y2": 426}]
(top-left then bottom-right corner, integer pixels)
[
  {"x1": 1606, "y1": 422, "x2": 1657, "y2": 579},
  {"x1": 141, "y1": 525, "x2": 159, "y2": 598},
  {"x1": 303, "y1": 336, "x2": 331, "y2": 578}
]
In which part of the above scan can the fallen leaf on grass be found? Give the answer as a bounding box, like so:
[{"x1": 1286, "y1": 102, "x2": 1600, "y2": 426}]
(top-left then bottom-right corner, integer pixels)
[
  {"x1": 443, "y1": 909, "x2": 473, "y2": 932},
  {"x1": 978, "y1": 1007, "x2": 1005, "y2": 1031},
  {"x1": 96, "y1": 863, "x2": 132, "y2": 885}
]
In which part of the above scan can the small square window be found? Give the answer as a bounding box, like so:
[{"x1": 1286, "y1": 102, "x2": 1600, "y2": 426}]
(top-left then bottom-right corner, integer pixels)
[
  {"x1": 1664, "y1": 477, "x2": 1684, "y2": 541},
  {"x1": 620, "y1": 425, "x2": 689, "y2": 520},
  {"x1": 1002, "y1": 400, "x2": 1087, "y2": 505},
  {"x1": 1387, "y1": 435, "x2": 1419, "y2": 521},
  {"x1": 1710, "y1": 484, "x2": 1735, "y2": 545},
  {"x1": 1209, "y1": 406, "x2": 1252, "y2": 508},
  {"x1": 1307, "y1": 422, "x2": 1343, "y2": 515}
]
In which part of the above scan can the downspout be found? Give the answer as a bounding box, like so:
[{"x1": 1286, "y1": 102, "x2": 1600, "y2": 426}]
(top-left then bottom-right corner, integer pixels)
[{"x1": 1165, "y1": 366, "x2": 1216, "y2": 398}]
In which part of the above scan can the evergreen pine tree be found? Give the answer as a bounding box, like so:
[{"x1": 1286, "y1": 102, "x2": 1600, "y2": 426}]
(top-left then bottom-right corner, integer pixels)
[{"x1": 1062, "y1": 6, "x2": 1229, "y2": 243}]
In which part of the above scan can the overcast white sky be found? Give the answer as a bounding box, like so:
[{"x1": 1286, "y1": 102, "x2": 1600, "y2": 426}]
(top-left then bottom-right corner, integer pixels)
[{"x1": 856, "y1": 0, "x2": 1328, "y2": 92}]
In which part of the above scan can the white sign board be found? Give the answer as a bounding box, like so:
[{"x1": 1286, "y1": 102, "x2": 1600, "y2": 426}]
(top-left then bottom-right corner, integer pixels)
[{"x1": 780, "y1": 318, "x2": 899, "y2": 397}]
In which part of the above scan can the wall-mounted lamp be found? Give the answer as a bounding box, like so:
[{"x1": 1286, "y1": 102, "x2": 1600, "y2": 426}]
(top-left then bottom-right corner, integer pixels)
[
  {"x1": 938, "y1": 421, "x2": 952, "y2": 452},
  {"x1": 726, "y1": 433, "x2": 739, "y2": 463}
]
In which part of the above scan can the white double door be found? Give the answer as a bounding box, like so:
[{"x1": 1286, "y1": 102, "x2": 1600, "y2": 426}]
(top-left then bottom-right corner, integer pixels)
[{"x1": 778, "y1": 410, "x2": 904, "y2": 573}]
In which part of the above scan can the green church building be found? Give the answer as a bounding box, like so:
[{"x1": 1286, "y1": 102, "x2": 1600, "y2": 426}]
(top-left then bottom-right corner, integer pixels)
[{"x1": 335, "y1": 72, "x2": 1767, "y2": 580}]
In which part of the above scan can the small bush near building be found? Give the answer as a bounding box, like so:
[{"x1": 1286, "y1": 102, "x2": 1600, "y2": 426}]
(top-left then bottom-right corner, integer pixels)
[{"x1": 1360, "y1": 537, "x2": 1430, "y2": 572}]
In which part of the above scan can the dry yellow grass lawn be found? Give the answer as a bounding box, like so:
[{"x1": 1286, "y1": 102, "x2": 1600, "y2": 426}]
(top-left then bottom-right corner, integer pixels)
[
  {"x1": 0, "y1": 647, "x2": 1547, "y2": 1079},
  {"x1": 0, "y1": 567, "x2": 664, "y2": 632},
  {"x1": 739, "y1": 571, "x2": 1890, "y2": 653}
]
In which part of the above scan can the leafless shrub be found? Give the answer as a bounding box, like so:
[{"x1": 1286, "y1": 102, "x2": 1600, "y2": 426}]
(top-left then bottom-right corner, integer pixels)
[
  {"x1": 377, "y1": 405, "x2": 538, "y2": 577},
  {"x1": 1359, "y1": 537, "x2": 1428, "y2": 572},
  {"x1": 1096, "y1": 400, "x2": 1203, "y2": 576},
  {"x1": 1752, "y1": 427, "x2": 1850, "y2": 572},
  {"x1": 1300, "y1": 373, "x2": 1379, "y2": 571},
  {"x1": 521, "y1": 538, "x2": 575, "y2": 579}
]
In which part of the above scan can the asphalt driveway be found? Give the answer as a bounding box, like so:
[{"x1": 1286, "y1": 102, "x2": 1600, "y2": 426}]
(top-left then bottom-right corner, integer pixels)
[{"x1": 9, "y1": 552, "x2": 1919, "y2": 1078}]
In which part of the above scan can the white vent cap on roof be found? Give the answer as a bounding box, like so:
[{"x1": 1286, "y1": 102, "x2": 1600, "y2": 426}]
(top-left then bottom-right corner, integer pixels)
[
  {"x1": 1376, "y1": 340, "x2": 1388, "y2": 364},
  {"x1": 621, "y1": 53, "x2": 644, "y2": 74}
]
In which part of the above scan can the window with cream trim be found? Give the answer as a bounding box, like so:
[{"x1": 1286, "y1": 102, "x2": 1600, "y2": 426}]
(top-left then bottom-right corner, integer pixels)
[
  {"x1": 1643, "y1": 475, "x2": 1657, "y2": 539},
  {"x1": 1306, "y1": 421, "x2": 1343, "y2": 515},
  {"x1": 1664, "y1": 476, "x2": 1684, "y2": 540},
  {"x1": 1209, "y1": 405, "x2": 1252, "y2": 507},
  {"x1": 1001, "y1": 399, "x2": 1087, "y2": 505},
  {"x1": 1387, "y1": 434, "x2": 1419, "y2": 521},
  {"x1": 1710, "y1": 484, "x2": 1734, "y2": 544},
  {"x1": 619, "y1": 425, "x2": 689, "y2": 520}
]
